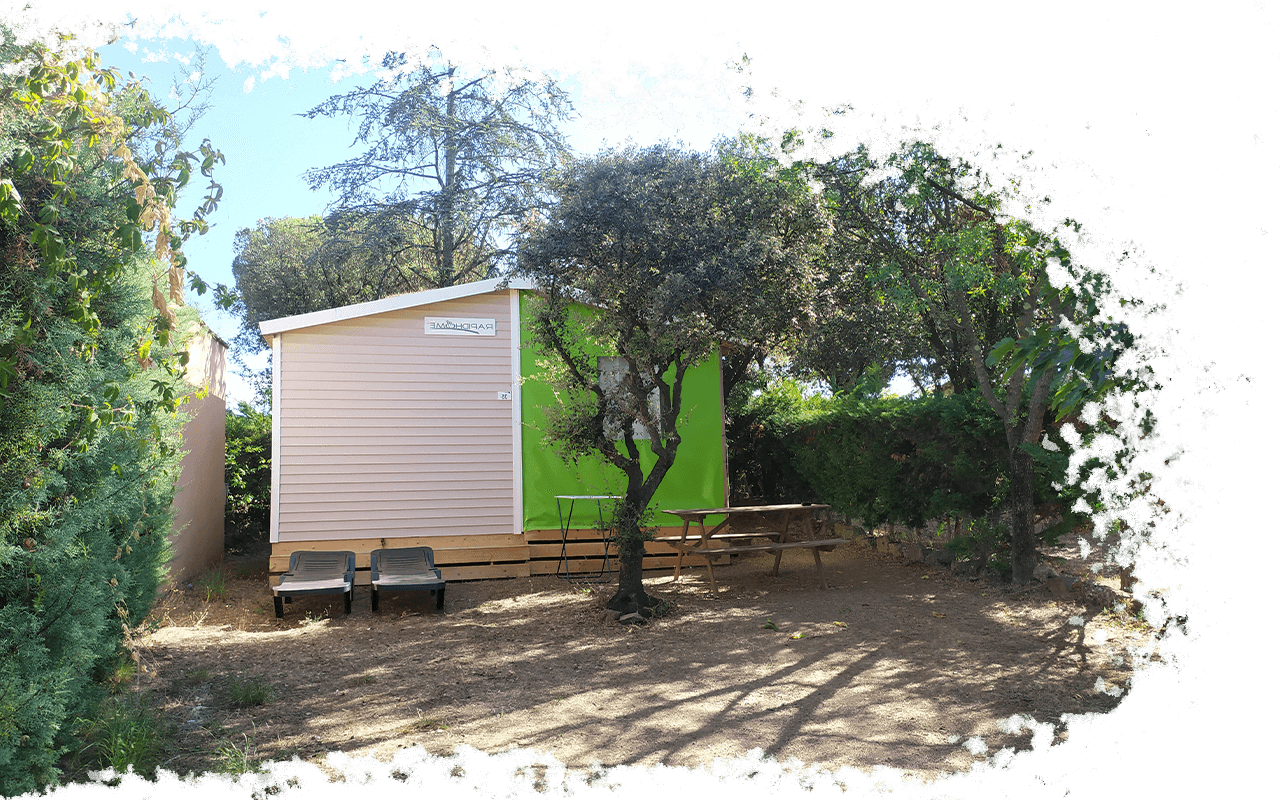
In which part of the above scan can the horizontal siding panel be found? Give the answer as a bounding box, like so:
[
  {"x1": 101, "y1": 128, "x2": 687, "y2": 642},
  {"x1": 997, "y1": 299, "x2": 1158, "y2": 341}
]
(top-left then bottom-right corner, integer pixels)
[
  {"x1": 528, "y1": 541, "x2": 680, "y2": 559},
  {"x1": 528, "y1": 557, "x2": 678, "y2": 576},
  {"x1": 280, "y1": 417, "x2": 510, "y2": 430},
  {"x1": 286, "y1": 352, "x2": 510, "y2": 369},
  {"x1": 285, "y1": 397, "x2": 517, "y2": 413},
  {"x1": 280, "y1": 389, "x2": 509, "y2": 404},
  {"x1": 280, "y1": 455, "x2": 508, "y2": 468},
  {"x1": 282, "y1": 486, "x2": 512, "y2": 504},
  {"x1": 281, "y1": 421, "x2": 511, "y2": 433},
  {"x1": 279, "y1": 520, "x2": 511, "y2": 537},
  {"x1": 441, "y1": 563, "x2": 530, "y2": 580},
  {"x1": 282, "y1": 468, "x2": 512, "y2": 482},
  {"x1": 283, "y1": 367, "x2": 509, "y2": 383},
  {"x1": 281, "y1": 430, "x2": 510, "y2": 444},
  {"x1": 280, "y1": 477, "x2": 513, "y2": 492},
  {"x1": 284, "y1": 512, "x2": 509, "y2": 529},
  {"x1": 280, "y1": 441, "x2": 510, "y2": 455},
  {"x1": 282, "y1": 378, "x2": 506, "y2": 394},
  {"x1": 279, "y1": 495, "x2": 511, "y2": 509},
  {"x1": 286, "y1": 334, "x2": 510, "y2": 351},
  {"x1": 280, "y1": 454, "x2": 514, "y2": 468},
  {"x1": 271, "y1": 533, "x2": 525, "y2": 553}
]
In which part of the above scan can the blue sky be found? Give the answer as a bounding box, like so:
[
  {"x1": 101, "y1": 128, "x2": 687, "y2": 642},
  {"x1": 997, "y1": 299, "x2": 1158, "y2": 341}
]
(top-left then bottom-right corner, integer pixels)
[{"x1": 94, "y1": 26, "x2": 916, "y2": 404}]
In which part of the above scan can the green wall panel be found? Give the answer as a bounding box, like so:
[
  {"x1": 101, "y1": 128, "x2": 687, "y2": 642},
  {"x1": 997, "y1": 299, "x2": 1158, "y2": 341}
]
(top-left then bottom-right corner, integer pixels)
[{"x1": 519, "y1": 291, "x2": 727, "y2": 531}]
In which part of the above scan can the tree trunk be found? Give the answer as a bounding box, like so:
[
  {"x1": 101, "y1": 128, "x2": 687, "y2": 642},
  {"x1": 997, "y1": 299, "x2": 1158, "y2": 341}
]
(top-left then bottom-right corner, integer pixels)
[
  {"x1": 1008, "y1": 445, "x2": 1038, "y2": 584},
  {"x1": 607, "y1": 517, "x2": 657, "y2": 615},
  {"x1": 605, "y1": 491, "x2": 661, "y2": 616}
]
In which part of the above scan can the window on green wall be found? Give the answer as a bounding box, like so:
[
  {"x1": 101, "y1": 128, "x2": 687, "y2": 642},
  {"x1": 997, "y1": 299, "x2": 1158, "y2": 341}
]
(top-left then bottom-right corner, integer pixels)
[{"x1": 598, "y1": 356, "x2": 662, "y2": 440}]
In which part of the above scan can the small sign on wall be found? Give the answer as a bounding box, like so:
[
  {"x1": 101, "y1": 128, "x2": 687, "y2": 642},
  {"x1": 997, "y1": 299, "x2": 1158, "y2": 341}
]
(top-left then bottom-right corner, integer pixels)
[{"x1": 424, "y1": 317, "x2": 497, "y2": 336}]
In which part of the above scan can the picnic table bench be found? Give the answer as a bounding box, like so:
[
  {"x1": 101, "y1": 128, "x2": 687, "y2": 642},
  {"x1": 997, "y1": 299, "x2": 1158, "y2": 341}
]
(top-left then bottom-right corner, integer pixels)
[{"x1": 661, "y1": 504, "x2": 846, "y2": 593}]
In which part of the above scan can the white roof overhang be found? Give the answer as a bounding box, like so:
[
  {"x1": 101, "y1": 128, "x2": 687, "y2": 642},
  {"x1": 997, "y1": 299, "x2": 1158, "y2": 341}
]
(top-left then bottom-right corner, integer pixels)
[{"x1": 258, "y1": 276, "x2": 537, "y2": 338}]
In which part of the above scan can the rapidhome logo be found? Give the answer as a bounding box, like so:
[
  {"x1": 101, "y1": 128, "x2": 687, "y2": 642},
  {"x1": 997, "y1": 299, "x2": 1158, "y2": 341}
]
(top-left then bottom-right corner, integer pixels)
[{"x1": 423, "y1": 317, "x2": 497, "y2": 336}]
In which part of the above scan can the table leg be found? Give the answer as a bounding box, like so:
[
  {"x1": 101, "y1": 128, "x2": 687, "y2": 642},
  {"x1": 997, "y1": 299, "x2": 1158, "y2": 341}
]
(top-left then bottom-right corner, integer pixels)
[
  {"x1": 770, "y1": 510, "x2": 793, "y2": 577},
  {"x1": 704, "y1": 553, "x2": 719, "y2": 593},
  {"x1": 556, "y1": 497, "x2": 573, "y2": 579},
  {"x1": 812, "y1": 547, "x2": 827, "y2": 589},
  {"x1": 597, "y1": 498, "x2": 613, "y2": 580},
  {"x1": 672, "y1": 520, "x2": 691, "y2": 581}
]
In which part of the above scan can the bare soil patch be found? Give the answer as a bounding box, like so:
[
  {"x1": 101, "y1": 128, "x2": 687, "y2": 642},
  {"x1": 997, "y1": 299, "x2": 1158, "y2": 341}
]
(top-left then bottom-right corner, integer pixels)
[{"x1": 123, "y1": 538, "x2": 1151, "y2": 780}]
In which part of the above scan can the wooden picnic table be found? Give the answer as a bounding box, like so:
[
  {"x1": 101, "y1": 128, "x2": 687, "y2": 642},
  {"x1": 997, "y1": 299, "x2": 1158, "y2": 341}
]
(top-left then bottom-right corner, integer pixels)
[{"x1": 659, "y1": 503, "x2": 845, "y2": 593}]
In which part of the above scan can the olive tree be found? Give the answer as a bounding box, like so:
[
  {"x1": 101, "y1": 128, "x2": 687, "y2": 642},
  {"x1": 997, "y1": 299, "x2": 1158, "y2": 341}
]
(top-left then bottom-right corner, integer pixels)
[{"x1": 517, "y1": 143, "x2": 827, "y2": 614}]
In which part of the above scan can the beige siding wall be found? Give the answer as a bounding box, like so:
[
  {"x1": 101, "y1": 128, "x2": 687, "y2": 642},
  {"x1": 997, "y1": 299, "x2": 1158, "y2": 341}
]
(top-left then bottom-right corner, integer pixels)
[{"x1": 275, "y1": 292, "x2": 515, "y2": 542}]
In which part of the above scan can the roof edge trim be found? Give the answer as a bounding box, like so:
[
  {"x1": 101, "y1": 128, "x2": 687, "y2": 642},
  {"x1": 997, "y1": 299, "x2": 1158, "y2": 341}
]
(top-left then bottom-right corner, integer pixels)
[{"x1": 258, "y1": 277, "x2": 537, "y2": 336}]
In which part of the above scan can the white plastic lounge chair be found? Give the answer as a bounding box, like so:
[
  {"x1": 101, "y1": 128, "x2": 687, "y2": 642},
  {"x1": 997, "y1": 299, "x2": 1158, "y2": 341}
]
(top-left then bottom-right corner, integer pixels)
[
  {"x1": 272, "y1": 550, "x2": 356, "y2": 618},
  {"x1": 370, "y1": 547, "x2": 445, "y2": 612}
]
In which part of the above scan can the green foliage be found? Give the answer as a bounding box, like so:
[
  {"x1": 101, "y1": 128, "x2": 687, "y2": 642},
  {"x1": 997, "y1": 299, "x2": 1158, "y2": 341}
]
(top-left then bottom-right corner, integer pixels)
[
  {"x1": 733, "y1": 383, "x2": 1090, "y2": 542},
  {"x1": 518, "y1": 142, "x2": 827, "y2": 605},
  {"x1": 984, "y1": 260, "x2": 1150, "y2": 422},
  {"x1": 0, "y1": 250, "x2": 184, "y2": 794},
  {"x1": 224, "y1": 401, "x2": 271, "y2": 547},
  {"x1": 0, "y1": 30, "x2": 220, "y2": 793},
  {"x1": 227, "y1": 215, "x2": 446, "y2": 357},
  {"x1": 304, "y1": 48, "x2": 574, "y2": 284},
  {"x1": 726, "y1": 378, "x2": 832, "y2": 503},
  {"x1": 74, "y1": 691, "x2": 169, "y2": 781}
]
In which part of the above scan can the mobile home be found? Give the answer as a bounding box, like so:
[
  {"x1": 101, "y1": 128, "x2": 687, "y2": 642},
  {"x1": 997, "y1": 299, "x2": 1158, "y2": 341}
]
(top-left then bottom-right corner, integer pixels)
[{"x1": 259, "y1": 277, "x2": 727, "y2": 580}]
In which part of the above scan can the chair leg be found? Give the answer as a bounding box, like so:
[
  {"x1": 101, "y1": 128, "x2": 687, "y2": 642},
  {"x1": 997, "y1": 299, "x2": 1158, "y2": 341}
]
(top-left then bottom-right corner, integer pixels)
[
  {"x1": 274, "y1": 596, "x2": 284, "y2": 618},
  {"x1": 343, "y1": 589, "x2": 352, "y2": 615},
  {"x1": 371, "y1": 587, "x2": 380, "y2": 612},
  {"x1": 436, "y1": 585, "x2": 445, "y2": 610}
]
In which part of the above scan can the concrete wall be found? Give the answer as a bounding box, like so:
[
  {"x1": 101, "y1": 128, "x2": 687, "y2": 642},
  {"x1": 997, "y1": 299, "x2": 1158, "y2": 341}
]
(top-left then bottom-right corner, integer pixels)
[{"x1": 168, "y1": 326, "x2": 227, "y2": 585}]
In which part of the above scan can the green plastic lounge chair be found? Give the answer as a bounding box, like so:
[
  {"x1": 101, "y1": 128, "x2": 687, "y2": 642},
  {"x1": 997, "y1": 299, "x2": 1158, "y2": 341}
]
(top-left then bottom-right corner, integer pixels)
[
  {"x1": 370, "y1": 547, "x2": 445, "y2": 612},
  {"x1": 272, "y1": 550, "x2": 356, "y2": 618}
]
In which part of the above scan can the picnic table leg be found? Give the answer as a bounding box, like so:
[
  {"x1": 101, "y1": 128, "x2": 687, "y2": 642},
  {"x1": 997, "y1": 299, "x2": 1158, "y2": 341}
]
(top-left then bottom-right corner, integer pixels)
[
  {"x1": 672, "y1": 519, "x2": 692, "y2": 581},
  {"x1": 771, "y1": 510, "x2": 793, "y2": 576},
  {"x1": 812, "y1": 548, "x2": 828, "y2": 589},
  {"x1": 704, "y1": 553, "x2": 719, "y2": 593}
]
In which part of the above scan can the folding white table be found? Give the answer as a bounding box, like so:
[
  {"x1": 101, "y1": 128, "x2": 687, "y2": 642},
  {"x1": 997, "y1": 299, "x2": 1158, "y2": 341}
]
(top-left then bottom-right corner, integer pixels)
[{"x1": 555, "y1": 495, "x2": 621, "y2": 580}]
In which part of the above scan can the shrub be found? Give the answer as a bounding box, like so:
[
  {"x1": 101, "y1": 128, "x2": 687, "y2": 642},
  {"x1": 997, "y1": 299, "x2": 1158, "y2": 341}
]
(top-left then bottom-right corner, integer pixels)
[{"x1": 224, "y1": 402, "x2": 272, "y2": 548}]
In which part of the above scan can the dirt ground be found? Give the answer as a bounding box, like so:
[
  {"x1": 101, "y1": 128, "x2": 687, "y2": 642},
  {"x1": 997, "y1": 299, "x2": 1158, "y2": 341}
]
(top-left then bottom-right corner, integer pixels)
[{"x1": 125, "y1": 537, "x2": 1153, "y2": 780}]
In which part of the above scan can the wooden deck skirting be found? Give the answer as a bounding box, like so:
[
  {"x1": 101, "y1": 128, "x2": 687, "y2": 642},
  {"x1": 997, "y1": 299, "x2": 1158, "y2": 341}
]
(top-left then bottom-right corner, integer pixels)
[{"x1": 270, "y1": 527, "x2": 688, "y2": 583}]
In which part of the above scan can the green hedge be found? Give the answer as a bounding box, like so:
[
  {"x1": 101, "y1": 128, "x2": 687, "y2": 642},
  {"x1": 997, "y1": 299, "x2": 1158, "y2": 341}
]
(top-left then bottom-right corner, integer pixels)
[
  {"x1": 729, "y1": 382, "x2": 1085, "y2": 542},
  {"x1": 224, "y1": 402, "x2": 272, "y2": 548}
]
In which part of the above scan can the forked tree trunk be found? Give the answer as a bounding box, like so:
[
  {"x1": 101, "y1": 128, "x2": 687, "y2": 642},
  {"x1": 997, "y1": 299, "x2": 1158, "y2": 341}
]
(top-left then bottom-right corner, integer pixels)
[{"x1": 607, "y1": 514, "x2": 659, "y2": 615}]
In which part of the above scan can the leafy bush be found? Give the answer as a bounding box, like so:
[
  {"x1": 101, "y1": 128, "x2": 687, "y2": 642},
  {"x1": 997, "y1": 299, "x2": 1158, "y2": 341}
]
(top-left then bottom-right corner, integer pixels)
[
  {"x1": 729, "y1": 382, "x2": 1090, "y2": 546},
  {"x1": 0, "y1": 34, "x2": 221, "y2": 793},
  {"x1": 726, "y1": 378, "x2": 832, "y2": 503},
  {"x1": 224, "y1": 401, "x2": 272, "y2": 547},
  {"x1": 790, "y1": 391, "x2": 1009, "y2": 529}
]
